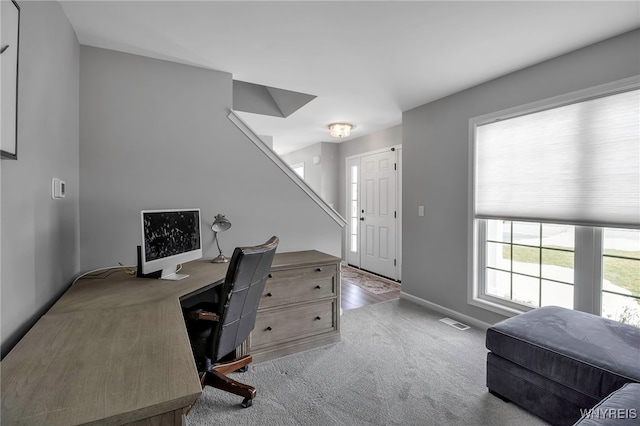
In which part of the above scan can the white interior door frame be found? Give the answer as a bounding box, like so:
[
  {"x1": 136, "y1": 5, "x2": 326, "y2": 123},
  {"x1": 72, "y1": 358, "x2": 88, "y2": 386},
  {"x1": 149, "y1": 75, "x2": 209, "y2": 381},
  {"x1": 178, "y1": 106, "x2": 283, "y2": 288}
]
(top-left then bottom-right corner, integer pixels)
[{"x1": 345, "y1": 145, "x2": 402, "y2": 281}]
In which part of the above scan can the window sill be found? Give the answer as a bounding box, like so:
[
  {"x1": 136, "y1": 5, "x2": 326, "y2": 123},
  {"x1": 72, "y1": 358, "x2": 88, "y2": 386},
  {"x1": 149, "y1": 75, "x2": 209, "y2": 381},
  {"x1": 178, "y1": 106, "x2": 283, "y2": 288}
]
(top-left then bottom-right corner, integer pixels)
[{"x1": 468, "y1": 295, "x2": 530, "y2": 319}]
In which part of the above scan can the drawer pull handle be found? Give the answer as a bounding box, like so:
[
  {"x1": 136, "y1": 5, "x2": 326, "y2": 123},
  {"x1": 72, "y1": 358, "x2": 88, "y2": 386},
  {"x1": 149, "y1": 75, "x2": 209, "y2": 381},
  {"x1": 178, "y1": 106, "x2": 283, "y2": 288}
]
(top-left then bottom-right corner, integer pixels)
[
  {"x1": 266, "y1": 292, "x2": 273, "y2": 297},
  {"x1": 314, "y1": 316, "x2": 321, "y2": 321},
  {"x1": 315, "y1": 285, "x2": 321, "y2": 289},
  {"x1": 316, "y1": 268, "x2": 322, "y2": 272},
  {"x1": 266, "y1": 326, "x2": 272, "y2": 331}
]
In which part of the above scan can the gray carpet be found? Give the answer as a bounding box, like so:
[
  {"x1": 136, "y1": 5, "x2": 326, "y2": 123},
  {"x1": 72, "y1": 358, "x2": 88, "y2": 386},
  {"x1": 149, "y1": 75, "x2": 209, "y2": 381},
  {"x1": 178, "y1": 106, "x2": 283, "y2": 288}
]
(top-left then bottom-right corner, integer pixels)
[{"x1": 187, "y1": 299, "x2": 548, "y2": 425}]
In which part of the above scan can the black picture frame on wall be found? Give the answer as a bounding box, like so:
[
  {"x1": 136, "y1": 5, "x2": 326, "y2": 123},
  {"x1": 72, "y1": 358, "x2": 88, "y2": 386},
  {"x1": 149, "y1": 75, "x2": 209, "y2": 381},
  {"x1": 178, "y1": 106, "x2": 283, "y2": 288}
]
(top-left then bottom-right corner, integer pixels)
[{"x1": 1, "y1": 0, "x2": 20, "y2": 160}]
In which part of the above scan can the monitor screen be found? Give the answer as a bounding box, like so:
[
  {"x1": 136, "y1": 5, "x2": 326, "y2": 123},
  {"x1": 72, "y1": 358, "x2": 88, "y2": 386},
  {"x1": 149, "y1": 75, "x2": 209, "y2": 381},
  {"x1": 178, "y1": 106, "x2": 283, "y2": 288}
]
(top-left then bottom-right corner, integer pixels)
[{"x1": 140, "y1": 209, "x2": 202, "y2": 280}]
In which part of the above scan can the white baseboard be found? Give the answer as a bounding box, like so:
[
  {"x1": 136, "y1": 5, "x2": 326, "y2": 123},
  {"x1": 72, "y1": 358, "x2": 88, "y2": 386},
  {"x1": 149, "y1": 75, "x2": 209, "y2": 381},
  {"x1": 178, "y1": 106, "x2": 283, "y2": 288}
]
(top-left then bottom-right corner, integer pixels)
[{"x1": 400, "y1": 292, "x2": 492, "y2": 331}]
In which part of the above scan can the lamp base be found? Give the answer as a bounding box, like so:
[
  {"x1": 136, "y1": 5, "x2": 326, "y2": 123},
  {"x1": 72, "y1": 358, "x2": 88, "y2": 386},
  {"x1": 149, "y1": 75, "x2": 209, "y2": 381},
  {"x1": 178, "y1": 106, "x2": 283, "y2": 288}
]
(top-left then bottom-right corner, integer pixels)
[{"x1": 211, "y1": 254, "x2": 229, "y2": 263}]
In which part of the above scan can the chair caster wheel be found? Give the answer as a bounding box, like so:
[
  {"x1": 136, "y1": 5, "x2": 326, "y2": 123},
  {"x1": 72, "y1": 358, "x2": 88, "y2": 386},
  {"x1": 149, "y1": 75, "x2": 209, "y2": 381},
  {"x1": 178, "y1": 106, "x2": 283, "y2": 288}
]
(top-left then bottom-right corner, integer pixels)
[
  {"x1": 238, "y1": 366, "x2": 249, "y2": 373},
  {"x1": 241, "y1": 398, "x2": 253, "y2": 408}
]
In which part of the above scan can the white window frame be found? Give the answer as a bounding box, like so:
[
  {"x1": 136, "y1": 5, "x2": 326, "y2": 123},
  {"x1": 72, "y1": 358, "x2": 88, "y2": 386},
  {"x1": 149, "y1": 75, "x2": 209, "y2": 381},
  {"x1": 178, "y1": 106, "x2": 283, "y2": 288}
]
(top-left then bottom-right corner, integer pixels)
[{"x1": 468, "y1": 76, "x2": 640, "y2": 318}]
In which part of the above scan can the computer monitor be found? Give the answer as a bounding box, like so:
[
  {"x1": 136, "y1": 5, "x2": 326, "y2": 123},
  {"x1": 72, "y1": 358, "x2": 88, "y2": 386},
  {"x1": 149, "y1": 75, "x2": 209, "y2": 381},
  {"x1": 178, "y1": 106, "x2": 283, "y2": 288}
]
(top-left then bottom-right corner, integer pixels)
[{"x1": 140, "y1": 208, "x2": 203, "y2": 280}]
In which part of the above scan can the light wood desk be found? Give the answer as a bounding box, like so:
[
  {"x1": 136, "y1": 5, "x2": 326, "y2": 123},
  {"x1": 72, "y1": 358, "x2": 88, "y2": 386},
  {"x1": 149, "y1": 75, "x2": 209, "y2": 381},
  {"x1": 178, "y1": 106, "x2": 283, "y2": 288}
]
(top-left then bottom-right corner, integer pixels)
[
  {"x1": 1, "y1": 251, "x2": 340, "y2": 425},
  {"x1": 1, "y1": 259, "x2": 227, "y2": 425}
]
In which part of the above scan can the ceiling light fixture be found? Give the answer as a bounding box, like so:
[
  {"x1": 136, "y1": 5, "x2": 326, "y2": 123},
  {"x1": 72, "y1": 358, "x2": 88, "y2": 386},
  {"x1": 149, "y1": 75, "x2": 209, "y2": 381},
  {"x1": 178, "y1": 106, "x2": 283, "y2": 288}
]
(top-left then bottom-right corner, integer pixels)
[{"x1": 328, "y1": 123, "x2": 353, "y2": 138}]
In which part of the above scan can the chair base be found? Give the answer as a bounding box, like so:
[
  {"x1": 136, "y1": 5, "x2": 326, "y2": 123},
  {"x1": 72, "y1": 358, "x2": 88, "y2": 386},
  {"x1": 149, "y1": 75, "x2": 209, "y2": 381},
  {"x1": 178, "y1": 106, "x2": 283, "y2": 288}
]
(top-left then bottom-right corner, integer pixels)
[{"x1": 200, "y1": 355, "x2": 256, "y2": 408}]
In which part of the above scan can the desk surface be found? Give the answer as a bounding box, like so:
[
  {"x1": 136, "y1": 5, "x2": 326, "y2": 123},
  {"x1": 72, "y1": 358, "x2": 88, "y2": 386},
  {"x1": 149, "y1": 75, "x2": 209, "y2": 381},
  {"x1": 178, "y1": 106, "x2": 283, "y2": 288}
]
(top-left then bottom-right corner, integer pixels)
[{"x1": 1, "y1": 250, "x2": 338, "y2": 425}]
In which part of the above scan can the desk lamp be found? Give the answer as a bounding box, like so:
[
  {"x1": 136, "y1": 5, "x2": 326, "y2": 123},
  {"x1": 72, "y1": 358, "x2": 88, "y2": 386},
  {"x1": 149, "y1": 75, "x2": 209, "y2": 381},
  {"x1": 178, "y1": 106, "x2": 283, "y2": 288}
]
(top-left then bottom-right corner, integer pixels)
[{"x1": 211, "y1": 214, "x2": 232, "y2": 263}]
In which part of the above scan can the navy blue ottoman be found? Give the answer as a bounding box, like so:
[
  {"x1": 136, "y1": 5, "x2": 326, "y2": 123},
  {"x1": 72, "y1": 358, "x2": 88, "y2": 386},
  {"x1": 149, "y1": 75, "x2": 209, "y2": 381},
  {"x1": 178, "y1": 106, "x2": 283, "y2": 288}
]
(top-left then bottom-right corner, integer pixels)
[{"x1": 486, "y1": 306, "x2": 640, "y2": 426}]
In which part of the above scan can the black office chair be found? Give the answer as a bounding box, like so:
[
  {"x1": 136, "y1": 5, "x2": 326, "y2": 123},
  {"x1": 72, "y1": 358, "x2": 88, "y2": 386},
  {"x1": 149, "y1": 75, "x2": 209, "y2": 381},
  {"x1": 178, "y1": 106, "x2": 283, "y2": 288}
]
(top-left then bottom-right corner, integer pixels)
[{"x1": 183, "y1": 236, "x2": 278, "y2": 408}]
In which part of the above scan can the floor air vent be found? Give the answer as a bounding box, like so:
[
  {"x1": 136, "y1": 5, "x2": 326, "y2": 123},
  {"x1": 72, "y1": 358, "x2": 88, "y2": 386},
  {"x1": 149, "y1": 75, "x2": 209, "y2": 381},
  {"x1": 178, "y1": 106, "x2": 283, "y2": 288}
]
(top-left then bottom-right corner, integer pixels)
[{"x1": 439, "y1": 317, "x2": 470, "y2": 330}]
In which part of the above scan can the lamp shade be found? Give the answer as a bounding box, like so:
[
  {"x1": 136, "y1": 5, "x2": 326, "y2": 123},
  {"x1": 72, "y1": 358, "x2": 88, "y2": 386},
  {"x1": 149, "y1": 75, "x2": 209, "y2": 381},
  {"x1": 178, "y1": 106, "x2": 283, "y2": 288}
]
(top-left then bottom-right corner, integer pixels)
[
  {"x1": 211, "y1": 214, "x2": 231, "y2": 263},
  {"x1": 211, "y1": 214, "x2": 231, "y2": 233}
]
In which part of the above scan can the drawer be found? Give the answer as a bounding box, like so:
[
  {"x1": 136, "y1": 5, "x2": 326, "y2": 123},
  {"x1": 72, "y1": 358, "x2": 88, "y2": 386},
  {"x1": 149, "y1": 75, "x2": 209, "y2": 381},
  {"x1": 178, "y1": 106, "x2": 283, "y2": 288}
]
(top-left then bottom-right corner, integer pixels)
[
  {"x1": 251, "y1": 300, "x2": 336, "y2": 349},
  {"x1": 269, "y1": 264, "x2": 337, "y2": 281},
  {"x1": 260, "y1": 268, "x2": 337, "y2": 308}
]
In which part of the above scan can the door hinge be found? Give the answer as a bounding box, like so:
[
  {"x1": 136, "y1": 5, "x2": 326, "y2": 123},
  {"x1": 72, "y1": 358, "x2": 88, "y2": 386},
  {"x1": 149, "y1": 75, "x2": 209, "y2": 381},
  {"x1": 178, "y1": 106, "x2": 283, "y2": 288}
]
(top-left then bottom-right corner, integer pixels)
[
  {"x1": 394, "y1": 259, "x2": 397, "y2": 266},
  {"x1": 394, "y1": 163, "x2": 397, "y2": 170},
  {"x1": 394, "y1": 211, "x2": 397, "y2": 218}
]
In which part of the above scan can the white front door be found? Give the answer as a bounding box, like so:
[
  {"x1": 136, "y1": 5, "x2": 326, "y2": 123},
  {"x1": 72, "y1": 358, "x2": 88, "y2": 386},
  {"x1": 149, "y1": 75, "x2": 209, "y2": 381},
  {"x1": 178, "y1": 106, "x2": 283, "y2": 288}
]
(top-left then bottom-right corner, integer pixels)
[
  {"x1": 347, "y1": 148, "x2": 399, "y2": 280},
  {"x1": 361, "y1": 149, "x2": 397, "y2": 278}
]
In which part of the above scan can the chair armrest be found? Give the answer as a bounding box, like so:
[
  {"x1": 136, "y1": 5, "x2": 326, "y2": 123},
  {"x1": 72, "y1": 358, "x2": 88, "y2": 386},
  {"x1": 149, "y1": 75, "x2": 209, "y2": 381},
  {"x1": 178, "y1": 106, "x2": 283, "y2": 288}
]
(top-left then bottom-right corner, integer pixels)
[{"x1": 185, "y1": 309, "x2": 220, "y2": 322}]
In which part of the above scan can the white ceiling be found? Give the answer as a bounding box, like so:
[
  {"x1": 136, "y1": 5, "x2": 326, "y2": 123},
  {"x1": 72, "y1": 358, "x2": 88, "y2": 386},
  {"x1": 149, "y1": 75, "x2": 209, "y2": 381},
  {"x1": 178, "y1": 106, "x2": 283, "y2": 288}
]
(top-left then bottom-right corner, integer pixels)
[{"x1": 58, "y1": 1, "x2": 640, "y2": 154}]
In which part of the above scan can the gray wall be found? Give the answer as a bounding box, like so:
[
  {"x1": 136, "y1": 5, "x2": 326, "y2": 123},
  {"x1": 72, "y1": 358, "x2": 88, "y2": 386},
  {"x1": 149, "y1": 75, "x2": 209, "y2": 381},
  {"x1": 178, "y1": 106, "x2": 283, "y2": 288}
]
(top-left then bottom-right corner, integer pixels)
[
  {"x1": 281, "y1": 142, "x2": 339, "y2": 209},
  {"x1": 79, "y1": 47, "x2": 341, "y2": 271},
  {"x1": 402, "y1": 29, "x2": 640, "y2": 326},
  {"x1": 321, "y1": 142, "x2": 339, "y2": 210},
  {"x1": 281, "y1": 143, "x2": 322, "y2": 197},
  {"x1": 1, "y1": 2, "x2": 80, "y2": 357}
]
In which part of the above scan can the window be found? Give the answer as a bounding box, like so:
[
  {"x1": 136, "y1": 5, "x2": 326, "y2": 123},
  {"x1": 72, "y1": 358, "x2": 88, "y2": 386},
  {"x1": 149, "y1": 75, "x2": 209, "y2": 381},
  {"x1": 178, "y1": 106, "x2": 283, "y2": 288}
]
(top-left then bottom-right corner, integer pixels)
[
  {"x1": 470, "y1": 77, "x2": 640, "y2": 324},
  {"x1": 349, "y1": 164, "x2": 359, "y2": 254},
  {"x1": 291, "y1": 162, "x2": 304, "y2": 179},
  {"x1": 602, "y1": 228, "x2": 640, "y2": 325},
  {"x1": 484, "y1": 220, "x2": 574, "y2": 310}
]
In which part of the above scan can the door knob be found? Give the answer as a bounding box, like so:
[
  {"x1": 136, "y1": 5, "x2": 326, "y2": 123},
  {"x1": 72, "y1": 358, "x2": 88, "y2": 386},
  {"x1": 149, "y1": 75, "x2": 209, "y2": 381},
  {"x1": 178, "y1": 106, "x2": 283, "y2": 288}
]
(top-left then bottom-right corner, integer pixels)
[{"x1": 360, "y1": 217, "x2": 365, "y2": 221}]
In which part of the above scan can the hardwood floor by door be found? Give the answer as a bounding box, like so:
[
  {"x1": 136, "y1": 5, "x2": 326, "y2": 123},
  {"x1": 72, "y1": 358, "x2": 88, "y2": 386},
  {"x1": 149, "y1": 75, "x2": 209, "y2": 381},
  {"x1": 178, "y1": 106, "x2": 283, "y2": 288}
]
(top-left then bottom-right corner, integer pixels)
[{"x1": 341, "y1": 267, "x2": 400, "y2": 311}]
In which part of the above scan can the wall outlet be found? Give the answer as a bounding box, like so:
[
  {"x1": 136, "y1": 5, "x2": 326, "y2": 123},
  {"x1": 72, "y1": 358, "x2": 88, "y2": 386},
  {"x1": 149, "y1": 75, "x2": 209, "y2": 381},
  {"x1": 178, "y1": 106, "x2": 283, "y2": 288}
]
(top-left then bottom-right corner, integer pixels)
[
  {"x1": 52, "y1": 178, "x2": 66, "y2": 199},
  {"x1": 418, "y1": 205, "x2": 425, "y2": 216}
]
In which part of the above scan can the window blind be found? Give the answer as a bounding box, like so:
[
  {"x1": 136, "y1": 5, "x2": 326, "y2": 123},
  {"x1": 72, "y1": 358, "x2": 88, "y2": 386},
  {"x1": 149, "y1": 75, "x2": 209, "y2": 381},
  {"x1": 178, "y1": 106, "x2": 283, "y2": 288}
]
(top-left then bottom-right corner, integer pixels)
[{"x1": 475, "y1": 88, "x2": 639, "y2": 229}]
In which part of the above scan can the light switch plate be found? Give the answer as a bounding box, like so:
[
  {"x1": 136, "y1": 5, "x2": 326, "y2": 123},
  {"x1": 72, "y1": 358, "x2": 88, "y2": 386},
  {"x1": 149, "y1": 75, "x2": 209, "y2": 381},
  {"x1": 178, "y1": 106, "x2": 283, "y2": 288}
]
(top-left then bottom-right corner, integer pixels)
[{"x1": 52, "y1": 178, "x2": 66, "y2": 199}]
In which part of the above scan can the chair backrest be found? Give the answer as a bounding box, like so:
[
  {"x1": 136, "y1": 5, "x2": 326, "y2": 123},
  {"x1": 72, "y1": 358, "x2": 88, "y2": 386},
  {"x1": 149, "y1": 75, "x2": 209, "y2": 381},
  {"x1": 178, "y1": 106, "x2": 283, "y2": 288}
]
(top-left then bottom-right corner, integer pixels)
[{"x1": 207, "y1": 236, "x2": 279, "y2": 362}]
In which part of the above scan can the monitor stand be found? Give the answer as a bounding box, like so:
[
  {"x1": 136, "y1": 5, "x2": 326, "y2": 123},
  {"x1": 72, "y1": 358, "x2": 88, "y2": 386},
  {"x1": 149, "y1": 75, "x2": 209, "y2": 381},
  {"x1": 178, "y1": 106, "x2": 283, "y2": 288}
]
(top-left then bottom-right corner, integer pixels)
[
  {"x1": 136, "y1": 246, "x2": 189, "y2": 280},
  {"x1": 160, "y1": 267, "x2": 189, "y2": 281}
]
